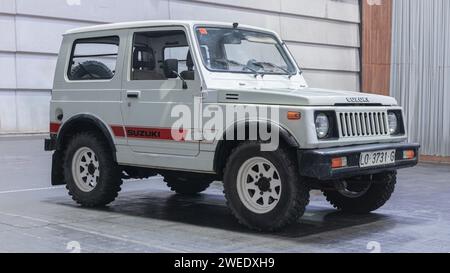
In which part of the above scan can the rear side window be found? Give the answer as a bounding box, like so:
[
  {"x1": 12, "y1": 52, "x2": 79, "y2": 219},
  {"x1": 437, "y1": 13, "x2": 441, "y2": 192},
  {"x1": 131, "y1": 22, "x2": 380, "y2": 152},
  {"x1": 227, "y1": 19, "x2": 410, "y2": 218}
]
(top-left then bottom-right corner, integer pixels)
[{"x1": 67, "y1": 36, "x2": 119, "y2": 81}]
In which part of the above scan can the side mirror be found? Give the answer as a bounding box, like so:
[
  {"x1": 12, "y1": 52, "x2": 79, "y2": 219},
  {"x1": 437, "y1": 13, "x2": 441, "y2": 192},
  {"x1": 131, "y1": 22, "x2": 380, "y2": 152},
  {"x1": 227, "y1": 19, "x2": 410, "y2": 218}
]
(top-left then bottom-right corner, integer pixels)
[
  {"x1": 164, "y1": 59, "x2": 187, "y2": 89},
  {"x1": 164, "y1": 59, "x2": 178, "y2": 78}
]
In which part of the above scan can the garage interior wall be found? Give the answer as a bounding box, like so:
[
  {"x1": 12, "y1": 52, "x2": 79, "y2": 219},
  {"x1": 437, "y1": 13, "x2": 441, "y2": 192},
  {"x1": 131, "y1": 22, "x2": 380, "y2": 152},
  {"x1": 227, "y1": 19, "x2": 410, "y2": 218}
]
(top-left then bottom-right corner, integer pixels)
[
  {"x1": 390, "y1": 0, "x2": 450, "y2": 157},
  {"x1": 0, "y1": 0, "x2": 360, "y2": 134}
]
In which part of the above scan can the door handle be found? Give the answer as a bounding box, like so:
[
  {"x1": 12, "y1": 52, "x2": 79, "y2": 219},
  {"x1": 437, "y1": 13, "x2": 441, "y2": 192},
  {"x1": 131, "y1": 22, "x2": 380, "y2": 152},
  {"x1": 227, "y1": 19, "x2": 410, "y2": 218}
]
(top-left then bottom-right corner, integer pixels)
[{"x1": 126, "y1": 90, "x2": 141, "y2": 99}]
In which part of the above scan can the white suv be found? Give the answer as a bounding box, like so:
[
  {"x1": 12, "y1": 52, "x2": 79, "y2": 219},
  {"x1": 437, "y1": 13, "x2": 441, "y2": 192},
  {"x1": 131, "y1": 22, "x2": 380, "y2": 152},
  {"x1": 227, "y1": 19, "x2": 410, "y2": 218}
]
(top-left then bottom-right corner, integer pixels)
[{"x1": 44, "y1": 20, "x2": 419, "y2": 231}]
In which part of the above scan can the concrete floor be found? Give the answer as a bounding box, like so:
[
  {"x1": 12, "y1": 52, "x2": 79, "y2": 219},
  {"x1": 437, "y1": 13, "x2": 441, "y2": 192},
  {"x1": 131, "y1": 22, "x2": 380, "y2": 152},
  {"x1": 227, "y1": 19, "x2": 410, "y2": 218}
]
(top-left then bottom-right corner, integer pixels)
[{"x1": 0, "y1": 136, "x2": 449, "y2": 253}]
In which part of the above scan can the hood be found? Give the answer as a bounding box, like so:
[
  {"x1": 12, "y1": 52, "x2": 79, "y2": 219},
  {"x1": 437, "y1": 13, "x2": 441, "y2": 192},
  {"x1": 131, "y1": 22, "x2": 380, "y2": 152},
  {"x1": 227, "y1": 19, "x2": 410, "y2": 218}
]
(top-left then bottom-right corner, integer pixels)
[{"x1": 213, "y1": 87, "x2": 398, "y2": 106}]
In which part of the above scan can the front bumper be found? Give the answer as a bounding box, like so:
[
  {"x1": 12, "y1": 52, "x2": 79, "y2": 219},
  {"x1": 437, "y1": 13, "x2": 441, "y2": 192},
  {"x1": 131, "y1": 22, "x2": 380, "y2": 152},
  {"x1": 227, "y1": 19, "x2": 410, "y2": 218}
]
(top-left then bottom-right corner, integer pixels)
[{"x1": 297, "y1": 143, "x2": 420, "y2": 180}]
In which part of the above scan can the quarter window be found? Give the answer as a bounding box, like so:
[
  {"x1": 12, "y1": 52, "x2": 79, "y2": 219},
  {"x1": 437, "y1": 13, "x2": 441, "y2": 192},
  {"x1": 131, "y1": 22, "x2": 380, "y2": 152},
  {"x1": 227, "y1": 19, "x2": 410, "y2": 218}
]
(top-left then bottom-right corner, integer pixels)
[{"x1": 67, "y1": 36, "x2": 119, "y2": 81}]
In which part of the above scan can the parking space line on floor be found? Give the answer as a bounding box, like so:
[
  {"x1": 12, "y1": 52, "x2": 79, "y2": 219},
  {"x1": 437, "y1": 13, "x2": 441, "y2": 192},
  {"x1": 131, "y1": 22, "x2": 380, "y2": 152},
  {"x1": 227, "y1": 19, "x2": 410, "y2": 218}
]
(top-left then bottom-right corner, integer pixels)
[
  {"x1": 0, "y1": 177, "x2": 163, "y2": 195},
  {"x1": 0, "y1": 210, "x2": 188, "y2": 252},
  {"x1": 57, "y1": 223, "x2": 188, "y2": 253},
  {"x1": 0, "y1": 211, "x2": 52, "y2": 225},
  {"x1": 0, "y1": 186, "x2": 65, "y2": 195}
]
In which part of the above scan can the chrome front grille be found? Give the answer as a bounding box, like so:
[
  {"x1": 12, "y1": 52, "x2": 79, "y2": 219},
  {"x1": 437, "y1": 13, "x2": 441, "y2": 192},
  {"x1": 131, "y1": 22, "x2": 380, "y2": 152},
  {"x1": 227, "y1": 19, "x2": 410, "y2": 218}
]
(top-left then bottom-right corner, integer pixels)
[{"x1": 338, "y1": 111, "x2": 389, "y2": 137}]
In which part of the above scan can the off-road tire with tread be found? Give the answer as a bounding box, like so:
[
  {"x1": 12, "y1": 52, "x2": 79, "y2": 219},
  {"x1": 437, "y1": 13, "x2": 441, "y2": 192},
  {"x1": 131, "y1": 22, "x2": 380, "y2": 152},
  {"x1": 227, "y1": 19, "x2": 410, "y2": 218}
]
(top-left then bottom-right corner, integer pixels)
[
  {"x1": 63, "y1": 132, "x2": 122, "y2": 207},
  {"x1": 223, "y1": 141, "x2": 310, "y2": 231},
  {"x1": 322, "y1": 171, "x2": 397, "y2": 213}
]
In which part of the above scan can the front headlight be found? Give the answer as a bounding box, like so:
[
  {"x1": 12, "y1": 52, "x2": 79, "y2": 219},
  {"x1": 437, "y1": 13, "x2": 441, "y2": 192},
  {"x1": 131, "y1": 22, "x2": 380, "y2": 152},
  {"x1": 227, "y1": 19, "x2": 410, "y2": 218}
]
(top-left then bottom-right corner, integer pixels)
[
  {"x1": 388, "y1": 112, "x2": 398, "y2": 134},
  {"x1": 315, "y1": 113, "x2": 330, "y2": 139}
]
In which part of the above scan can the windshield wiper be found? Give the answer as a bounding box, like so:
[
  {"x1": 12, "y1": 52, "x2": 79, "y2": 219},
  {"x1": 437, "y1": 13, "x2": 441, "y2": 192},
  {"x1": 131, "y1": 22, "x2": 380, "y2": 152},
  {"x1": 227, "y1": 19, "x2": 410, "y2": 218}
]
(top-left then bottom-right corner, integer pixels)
[
  {"x1": 244, "y1": 60, "x2": 265, "y2": 78},
  {"x1": 215, "y1": 59, "x2": 262, "y2": 77},
  {"x1": 243, "y1": 65, "x2": 262, "y2": 78},
  {"x1": 215, "y1": 59, "x2": 242, "y2": 66},
  {"x1": 255, "y1": 62, "x2": 295, "y2": 78},
  {"x1": 225, "y1": 59, "x2": 242, "y2": 66}
]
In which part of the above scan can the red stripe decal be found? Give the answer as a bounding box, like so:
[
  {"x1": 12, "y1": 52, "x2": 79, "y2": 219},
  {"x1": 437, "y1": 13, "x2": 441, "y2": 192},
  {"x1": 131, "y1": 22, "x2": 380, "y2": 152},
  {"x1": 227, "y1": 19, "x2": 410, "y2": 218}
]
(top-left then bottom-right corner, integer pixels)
[
  {"x1": 110, "y1": 125, "x2": 126, "y2": 137},
  {"x1": 50, "y1": 123, "x2": 187, "y2": 141},
  {"x1": 50, "y1": 122, "x2": 61, "y2": 134},
  {"x1": 111, "y1": 125, "x2": 187, "y2": 141},
  {"x1": 124, "y1": 127, "x2": 187, "y2": 141}
]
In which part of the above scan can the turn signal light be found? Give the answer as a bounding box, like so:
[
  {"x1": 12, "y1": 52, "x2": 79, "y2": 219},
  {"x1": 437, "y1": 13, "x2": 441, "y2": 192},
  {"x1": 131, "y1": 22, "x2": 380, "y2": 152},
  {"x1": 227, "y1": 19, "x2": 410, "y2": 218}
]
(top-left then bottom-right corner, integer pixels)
[
  {"x1": 331, "y1": 157, "x2": 348, "y2": 169},
  {"x1": 403, "y1": 150, "x2": 415, "y2": 160},
  {"x1": 287, "y1": 111, "x2": 302, "y2": 120}
]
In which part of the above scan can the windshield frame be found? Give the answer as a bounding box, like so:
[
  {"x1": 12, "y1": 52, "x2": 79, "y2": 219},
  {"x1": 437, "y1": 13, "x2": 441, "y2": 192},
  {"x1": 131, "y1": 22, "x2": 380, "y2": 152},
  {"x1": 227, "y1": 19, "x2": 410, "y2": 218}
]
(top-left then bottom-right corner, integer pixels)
[{"x1": 193, "y1": 25, "x2": 299, "y2": 76}]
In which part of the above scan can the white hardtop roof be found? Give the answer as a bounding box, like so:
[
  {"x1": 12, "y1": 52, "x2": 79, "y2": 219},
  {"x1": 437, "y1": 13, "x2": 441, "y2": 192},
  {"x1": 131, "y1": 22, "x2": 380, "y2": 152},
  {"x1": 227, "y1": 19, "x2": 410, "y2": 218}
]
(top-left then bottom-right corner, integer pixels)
[{"x1": 65, "y1": 20, "x2": 275, "y2": 35}]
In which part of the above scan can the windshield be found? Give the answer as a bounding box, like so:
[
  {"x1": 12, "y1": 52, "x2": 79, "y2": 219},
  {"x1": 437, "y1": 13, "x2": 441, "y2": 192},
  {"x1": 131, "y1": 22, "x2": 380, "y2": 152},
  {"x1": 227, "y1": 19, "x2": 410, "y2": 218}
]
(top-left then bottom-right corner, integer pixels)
[{"x1": 195, "y1": 27, "x2": 297, "y2": 75}]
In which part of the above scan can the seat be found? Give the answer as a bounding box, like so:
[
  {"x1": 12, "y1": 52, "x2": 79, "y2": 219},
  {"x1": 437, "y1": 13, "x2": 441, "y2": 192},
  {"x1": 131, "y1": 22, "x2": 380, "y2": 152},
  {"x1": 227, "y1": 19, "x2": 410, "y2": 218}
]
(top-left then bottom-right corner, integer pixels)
[
  {"x1": 132, "y1": 46, "x2": 165, "y2": 80},
  {"x1": 180, "y1": 51, "x2": 195, "y2": 80}
]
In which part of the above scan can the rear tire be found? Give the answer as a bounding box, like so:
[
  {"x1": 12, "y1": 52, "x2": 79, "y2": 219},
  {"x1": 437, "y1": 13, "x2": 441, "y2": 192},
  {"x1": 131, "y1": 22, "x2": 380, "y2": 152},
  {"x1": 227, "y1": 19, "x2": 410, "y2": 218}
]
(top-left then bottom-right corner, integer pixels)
[
  {"x1": 63, "y1": 132, "x2": 122, "y2": 207},
  {"x1": 322, "y1": 172, "x2": 397, "y2": 213},
  {"x1": 164, "y1": 175, "x2": 213, "y2": 195},
  {"x1": 223, "y1": 142, "x2": 310, "y2": 231}
]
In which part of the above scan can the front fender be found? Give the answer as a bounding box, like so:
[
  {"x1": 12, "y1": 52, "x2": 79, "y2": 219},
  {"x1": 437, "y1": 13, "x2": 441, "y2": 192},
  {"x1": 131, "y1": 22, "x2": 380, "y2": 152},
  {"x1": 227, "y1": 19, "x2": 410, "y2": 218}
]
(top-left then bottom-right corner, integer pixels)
[{"x1": 221, "y1": 119, "x2": 299, "y2": 147}]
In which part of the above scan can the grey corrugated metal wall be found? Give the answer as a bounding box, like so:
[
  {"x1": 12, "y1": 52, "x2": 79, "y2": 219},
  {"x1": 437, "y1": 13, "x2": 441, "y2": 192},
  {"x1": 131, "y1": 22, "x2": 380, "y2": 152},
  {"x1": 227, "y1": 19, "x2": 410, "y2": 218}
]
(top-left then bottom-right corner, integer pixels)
[{"x1": 391, "y1": 0, "x2": 450, "y2": 157}]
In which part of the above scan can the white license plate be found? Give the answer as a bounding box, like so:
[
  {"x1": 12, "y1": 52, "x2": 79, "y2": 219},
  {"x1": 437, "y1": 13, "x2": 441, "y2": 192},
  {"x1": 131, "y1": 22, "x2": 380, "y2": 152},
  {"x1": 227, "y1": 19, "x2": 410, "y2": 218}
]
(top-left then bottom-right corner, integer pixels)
[{"x1": 360, "y1": 150, "x2": 396, "y2": 168}]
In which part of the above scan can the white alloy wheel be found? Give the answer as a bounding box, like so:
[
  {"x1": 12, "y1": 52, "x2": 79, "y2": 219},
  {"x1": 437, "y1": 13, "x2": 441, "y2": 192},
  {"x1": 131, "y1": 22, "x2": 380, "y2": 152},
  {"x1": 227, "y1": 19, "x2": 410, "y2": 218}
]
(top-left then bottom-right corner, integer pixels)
[
  {"x1": 236, "y1": 157, "x2": 282, "y2": 214},
  {"x1": 71, "y1": 147, "x2": 100, "y2": 192}
]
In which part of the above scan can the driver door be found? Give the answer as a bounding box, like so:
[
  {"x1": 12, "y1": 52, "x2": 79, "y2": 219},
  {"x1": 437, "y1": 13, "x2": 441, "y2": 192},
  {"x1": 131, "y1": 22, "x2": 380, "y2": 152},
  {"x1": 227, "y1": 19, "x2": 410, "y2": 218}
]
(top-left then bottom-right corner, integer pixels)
[{"x1": 120, "y1": 26, "x2": 201, "y2": 157}]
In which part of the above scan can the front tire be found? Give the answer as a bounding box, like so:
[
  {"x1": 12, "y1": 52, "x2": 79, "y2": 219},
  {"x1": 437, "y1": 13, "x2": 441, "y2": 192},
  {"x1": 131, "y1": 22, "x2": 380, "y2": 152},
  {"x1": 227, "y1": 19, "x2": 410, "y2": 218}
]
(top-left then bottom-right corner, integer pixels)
[
  {"x1": 63, "y1": 132, "x2": 122, "y2": 207},
  {"x1": 322, "y1": 172, "x2": 397, "y2": 213},
  {"x1": 223, "y1": 142, "x2": 310, "y2": 231}
]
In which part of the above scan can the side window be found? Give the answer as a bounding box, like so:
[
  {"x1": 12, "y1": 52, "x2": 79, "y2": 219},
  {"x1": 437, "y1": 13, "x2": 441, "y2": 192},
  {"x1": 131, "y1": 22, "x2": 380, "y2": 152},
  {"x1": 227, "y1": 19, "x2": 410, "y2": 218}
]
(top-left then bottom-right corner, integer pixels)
[
  {"x1": 131, "y1": 30, "x2": 194, "y2": 81},
  {"x1": 67, "y1": 36, "x2": 119, "y2": 81}
]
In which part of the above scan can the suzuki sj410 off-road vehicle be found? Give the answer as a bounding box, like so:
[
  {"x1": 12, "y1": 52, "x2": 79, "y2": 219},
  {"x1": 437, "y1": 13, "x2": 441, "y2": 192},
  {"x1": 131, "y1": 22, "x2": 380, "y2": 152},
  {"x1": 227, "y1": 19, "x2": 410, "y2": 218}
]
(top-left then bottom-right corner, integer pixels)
[{"x1": 45, "y1": 20, "x2": 419, "y2": 231}]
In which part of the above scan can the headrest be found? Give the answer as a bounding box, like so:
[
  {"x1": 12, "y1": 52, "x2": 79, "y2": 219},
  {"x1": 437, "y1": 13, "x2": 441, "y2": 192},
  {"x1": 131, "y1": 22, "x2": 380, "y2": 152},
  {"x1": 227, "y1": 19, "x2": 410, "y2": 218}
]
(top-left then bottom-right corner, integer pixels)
[{"x1": 133, "y1": 46, "x2": 155, "y2": 70}]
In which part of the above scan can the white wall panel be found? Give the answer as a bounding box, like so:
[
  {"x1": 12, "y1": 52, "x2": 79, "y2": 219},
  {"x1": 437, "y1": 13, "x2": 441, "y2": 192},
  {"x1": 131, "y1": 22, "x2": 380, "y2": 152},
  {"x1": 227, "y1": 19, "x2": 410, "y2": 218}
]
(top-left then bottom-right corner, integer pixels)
[
  {"x1": 0, "y1": 90, "x2": 17, "y2": 133},
  {"x1": 187, "y1": 0, "x2": 281, "y2": 12},
  {"x1": 281, "y1": 0, "x2": 359, "y2": 23},
  {"x1": 0, "y1": 0, "x2": 16, "y2": 14},
  {"x1": 288, "y1": 43, "x2": 359, "y2": 72},
  {"x1": 15, "y1": 16, "x2": 89, "y2": 54},
  {"x1": 0, "y1": 90, "x2": 50, "y2": 134},
  {"x1": 15, "y1": 53, "x2": 56, "y2": 90},
  {"x1": 0, "y1": 53, "x2": 16, "y2": 89},
  {"x1": 302, "y1": 70, "x2": 359, "y2": 91},
  {"x1": 281, "y1": 0, "x2": 325, "y2": 18},
  {"x1": 191, "y1": 0, "x2": 360, "y2": 23},
  {"x1": 16, "y1": 0, "x2": 169, "y2": 23},
  {"x1": 169, "y1": 0, "x2": 281, "y2": 33},
  {"x1": 0, "y1": 15, "x2": 16, "y2": 51},
  {"x1": 280, "y1": 15, "x2": 359, "y2": 47},
  {"x1": 325, "y1": 0, "x2": 360, "y2": 23},
  {"x1": 15, "y1": 90, "x2": 49, "y2": 132}
]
